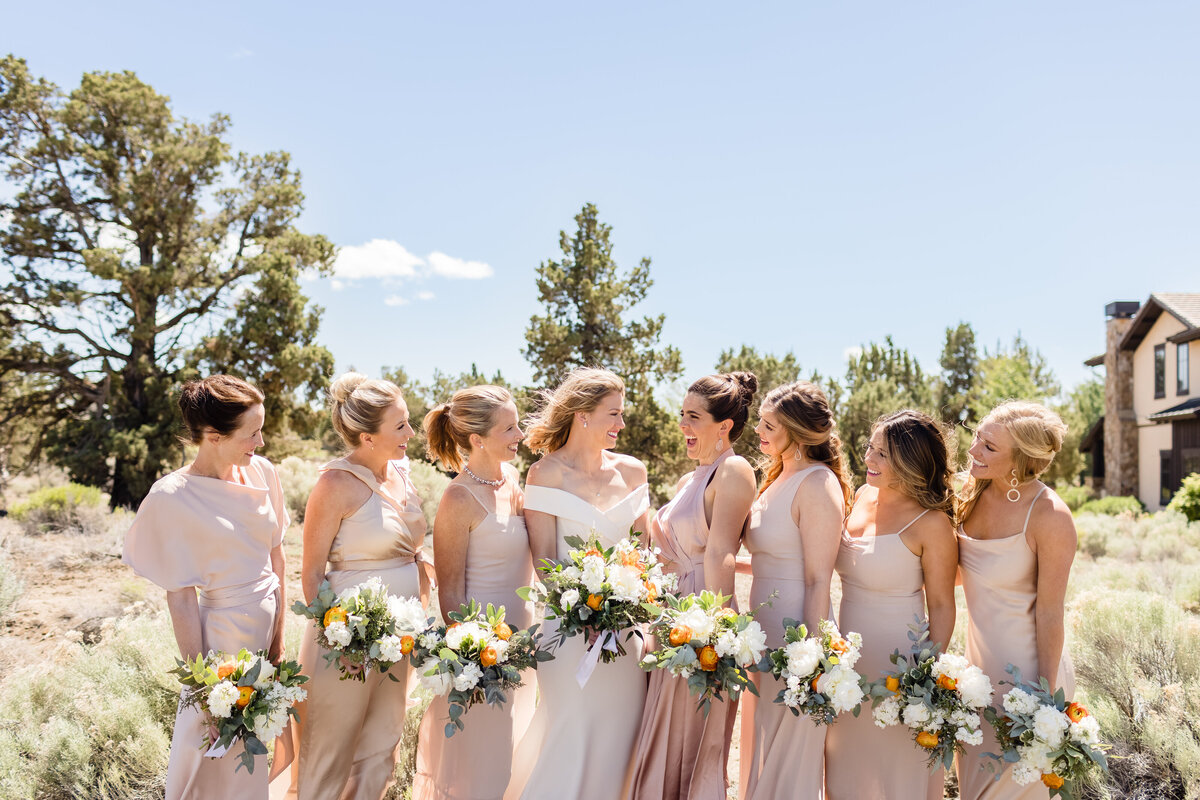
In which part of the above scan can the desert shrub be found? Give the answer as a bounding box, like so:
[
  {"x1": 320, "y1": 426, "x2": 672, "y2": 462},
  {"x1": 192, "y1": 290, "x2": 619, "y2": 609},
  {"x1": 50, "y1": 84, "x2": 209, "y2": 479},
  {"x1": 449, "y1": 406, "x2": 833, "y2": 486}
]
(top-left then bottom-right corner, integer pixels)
[
  {"x1": 1069, "y1": 590, "x2": 1200, "y2": 800},
  {"x1": 0, "y1": 553, "x2": 20, "y2": 621},
  {"x1": 408, "y1": 460, "x2": 450, "y2": 530},
  {"x1": 1057, "y1": 483, "x2": 1097, "y2": 512},
  {"x1": 1077, "y1": 495, "x2": 1144, "y2": 517},
  {"x1": 1074, "y1": 511, "x2": 1200, "y2": 565},
  {"x1": 277, "y1": 455, "x2": 321, "y2": 524},
  {"x1": 1168, "y1": 472, "x2": 1200, "y2": 522},
  {"x1": 9, "y1": 483, "x2": 108, "y2": 536},
  {"x1": 0, "y1": 612, "x2": 179, "y2": 799}
]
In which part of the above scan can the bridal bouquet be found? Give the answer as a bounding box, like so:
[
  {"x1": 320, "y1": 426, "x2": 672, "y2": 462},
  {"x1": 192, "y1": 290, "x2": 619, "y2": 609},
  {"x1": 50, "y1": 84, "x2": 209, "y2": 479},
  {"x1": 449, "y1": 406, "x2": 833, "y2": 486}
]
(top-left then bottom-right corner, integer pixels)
[
  {"x1": 640, "y1": 590, "x2": 766, "y2": 714},
  {"x1": 868, "y1": 622, "x2": 993, "y2": 769},
  {"x1": 760, "y1": 618, "x2": 867, "y2": 725},
  {"x1": 170, "y1": 648, "x2": 307, "y2": 774},
  {"x1": 292, "y1": 576, "x2": 432, "y2": 681},
  {"x1": 982, "y1": 666, "x2": 1107, "y2": 797},
  {"x1": 519, "y1": 533, "x2": 677, "y2": 683},
  {"x1": 410, "y1": 600, "x2": 552, "y2": 738}
]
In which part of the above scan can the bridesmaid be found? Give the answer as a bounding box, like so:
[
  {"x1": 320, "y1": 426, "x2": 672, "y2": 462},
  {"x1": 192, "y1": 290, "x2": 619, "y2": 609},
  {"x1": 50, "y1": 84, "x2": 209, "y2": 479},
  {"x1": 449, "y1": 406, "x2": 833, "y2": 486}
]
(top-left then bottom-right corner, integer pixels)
[
  {"x1": 412, "y1": 385, "x2": 534, "y2": 800},
  {"x1": 504, "y1": 367, "x2": 652, "y2": 800},
  {"x1": 629, "y1": 372, "x2": 759, "y2": 800},
  {"x1": 955, "y1": 401, "x2": 1077, "y2": 800},
  {"x1": 824, "y1": 410, "x2": 958, "y2": 800},
  {"x1": 741, "y1": 381, "x2": 850, "y2": 800},
  {"x1": 286, "y1": 372, "x2": 432, "y2": 800},
  {"x1": 123, "y1": 375, "x2": 288, "y2": 799}
]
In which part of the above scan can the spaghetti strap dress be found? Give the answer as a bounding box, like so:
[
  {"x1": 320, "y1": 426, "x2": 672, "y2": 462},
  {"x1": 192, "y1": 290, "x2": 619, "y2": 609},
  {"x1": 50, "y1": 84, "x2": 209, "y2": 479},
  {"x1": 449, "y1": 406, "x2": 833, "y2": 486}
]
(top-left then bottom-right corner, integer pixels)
[
  {"x1": 123, "y1": 455, "x2": 289, "y2": 800},
  {"x1": 741, "y1": 465, "x2": 830, "y2": 800},
  {"x1": 504, "y1": 483, "x2": 650, "y2": 800},
  {"x1": 956, "y1": 486, "x2": 1076, "y2": 800},
  {"x1": 825, "y1": 509, "x2": 939, "y2": 800},
  {"x1": 412, "y1": 486, "x2": 536, "y2": 800},
  {"x1": 629, "y1": 448, "x2": 741, "y2": 800}
]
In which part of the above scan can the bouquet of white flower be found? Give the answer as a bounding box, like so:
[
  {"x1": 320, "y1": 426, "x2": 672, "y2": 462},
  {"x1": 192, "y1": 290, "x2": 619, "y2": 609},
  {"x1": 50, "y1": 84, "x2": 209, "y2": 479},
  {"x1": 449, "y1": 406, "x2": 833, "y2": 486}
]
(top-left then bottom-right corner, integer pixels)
[
  {"x1": 982, "y1": 665, "x2": 1108, "y2": 797},
  {"x1": 868, "y1": 622, "x2": 993, "y2": 770},
  {"x1": 759, "y1": 618, "x2": 867, "y2": 725},
  {"x1": 292, "y1": 576, "x2": 432, "y2": 681},
  {"x1": 410, "y1": 600, "x2": 553, "y2": 737},
  {"x1": 639, "y1": 590, "x2": 766, "y2": 714},
  {"x1": 170, "y1": 648, "x2": 307, "y2": 774}
]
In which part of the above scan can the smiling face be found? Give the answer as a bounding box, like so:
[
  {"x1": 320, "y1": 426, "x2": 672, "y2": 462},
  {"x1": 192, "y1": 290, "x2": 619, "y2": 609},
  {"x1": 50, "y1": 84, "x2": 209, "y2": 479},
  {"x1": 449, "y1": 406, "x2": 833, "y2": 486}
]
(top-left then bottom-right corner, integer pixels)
[
  {"x1": 679, "y1": 391, "x2": 728, "y2": 460},
  {"x1": 863, "y1": 427, "x2": 893, "y2": 488},
  {"x1": 479, "y1": 401, "x2": 524, "y2": 462},
  {"x1": 754, "y1": 407, "x2": 795, "y2": 459},
  {"x1": 208, "y1": 403, "x2": 265, "y2": 467},
  {"x1": 363, "y1": 397, "x2": 414, "y2": 459},
  {"x1": 967, "y1": 419, "x2": 1017, "y2": 481},
  {"x1": 578, "y1": 391, "x2": 626, "y2": 450}
]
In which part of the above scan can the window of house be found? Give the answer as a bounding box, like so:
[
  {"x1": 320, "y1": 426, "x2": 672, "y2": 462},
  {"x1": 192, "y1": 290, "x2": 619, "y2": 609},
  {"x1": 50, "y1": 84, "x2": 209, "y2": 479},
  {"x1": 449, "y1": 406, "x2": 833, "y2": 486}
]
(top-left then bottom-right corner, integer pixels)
[
  {"x1": 1155, "y1": 344, "x2": 1166, "y2": 398},
  {"x1": 1179, "y1": 343, "x2": 1190, "y2": 395},
  {"x1": 1161, "y1": 450, "x2": 1174, "y2": 506}
]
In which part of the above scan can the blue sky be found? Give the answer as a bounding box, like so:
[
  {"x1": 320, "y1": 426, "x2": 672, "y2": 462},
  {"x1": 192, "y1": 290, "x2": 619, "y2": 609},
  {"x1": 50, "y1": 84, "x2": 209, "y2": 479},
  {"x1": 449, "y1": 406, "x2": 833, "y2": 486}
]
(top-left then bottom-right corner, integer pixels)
[{"x1": 8, "y1": 3, "x2": 1200, "y2": 396}]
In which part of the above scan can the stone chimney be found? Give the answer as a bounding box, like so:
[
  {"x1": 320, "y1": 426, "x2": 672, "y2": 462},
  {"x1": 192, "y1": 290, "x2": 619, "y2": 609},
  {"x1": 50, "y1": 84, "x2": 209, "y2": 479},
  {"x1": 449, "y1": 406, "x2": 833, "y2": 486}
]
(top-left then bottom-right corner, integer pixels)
[{"x1": 1102, "y1": 301, "x2": 1139, "y2": 497}]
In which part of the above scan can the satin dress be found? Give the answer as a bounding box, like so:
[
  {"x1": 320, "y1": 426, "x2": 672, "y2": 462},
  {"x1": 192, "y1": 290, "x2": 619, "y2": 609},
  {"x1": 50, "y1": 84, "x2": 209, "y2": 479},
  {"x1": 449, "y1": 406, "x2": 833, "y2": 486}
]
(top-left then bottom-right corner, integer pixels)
[
  {"x1": 630, "y1": 448, "x2": 741, "y2": 800},
  {"x1": 412, "y1": 485, "x2": 535, "y2": 800},
  {"x1": 825, "y1": 510, "x2": 940, "y2": 800},
  {"x1": 741, "y1": 465, "x2": 830, "y2": 800},
  {"x1": 286, "y1": 457, "x2": 431, "y2": 800},
  {"x1": 123, "y1": 455, "x2": 289, "y2": 800},
  {"x1": 956, "y1": 486, "x2": 1075, "y2": 800},
  {"x1": 504, "y1": 484, "x2": 651, "y2": 800}
]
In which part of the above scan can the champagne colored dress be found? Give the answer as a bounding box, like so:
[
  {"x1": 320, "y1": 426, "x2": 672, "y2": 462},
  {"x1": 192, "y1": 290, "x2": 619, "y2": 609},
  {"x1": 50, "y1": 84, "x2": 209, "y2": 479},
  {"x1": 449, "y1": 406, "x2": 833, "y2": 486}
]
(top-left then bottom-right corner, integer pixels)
[
  {"x1": 742, "y1": 465, "x2": 830, "y2": 800},
  {"x1": 122, "y1": 455, "x2": 289, "y2": 800},
  {"x1": 956, "y1": 486, "x2": 1075, "y2": 800},
  {"x1": 504, "y1": 484, "x2": 651, "y2": 800},
  {"x1": 825, "y1": 510, "x2": 939, "y2": 800},
  {"x1": 630, "y1": 448, "x2": 740, "y2": 800},
  {"x1": 411, "y1": 486, "x2": 536, "y2": 800},
  {"x1": 288, "y1": 457, "x2": 430, "y2": 800}
]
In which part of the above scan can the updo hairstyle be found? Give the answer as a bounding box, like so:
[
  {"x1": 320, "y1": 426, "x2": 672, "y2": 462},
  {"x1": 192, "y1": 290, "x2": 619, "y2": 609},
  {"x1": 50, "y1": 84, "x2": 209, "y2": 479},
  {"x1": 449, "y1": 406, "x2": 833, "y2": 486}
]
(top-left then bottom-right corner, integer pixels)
[
  {"x1": 178, "y1": 375, "x2": 264, "y2": 444},
  {"x1": 524, "y1": 368, "x2": 624, "y2": 455},
  {"x1": 424, "y1": 385, "x2": 515, "y2": 471},
  {"x1": 872, "y1": 410, "x2": 955, "y2": 516},
  {"x1": 688, "y1": 371, "x2": 759, "y2": 441},
  {"x1": 758, "y1": 381, "x2": 853, "y2": 512},
  {"x1": 328, "y1": 371, "x2": 405, "y2": 449}
]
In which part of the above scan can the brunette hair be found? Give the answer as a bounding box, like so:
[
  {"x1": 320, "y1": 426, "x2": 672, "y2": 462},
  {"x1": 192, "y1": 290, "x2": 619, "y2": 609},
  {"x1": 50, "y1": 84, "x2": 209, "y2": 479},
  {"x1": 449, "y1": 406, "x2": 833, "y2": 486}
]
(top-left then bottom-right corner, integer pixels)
[
  {"x1": 524, "y1": 368, "x2": 624, "y2": 454},
  {"x1": 758, "y1": 381, "x2": 853, "y2": 512},
  {"x1": 328, "y1": 371, "x2": 405, "y2": 449},
  {"x1": 424, "y1": 385, "x2": 515, "y2": 471},
  {"x1": 872, "y1": 410, "x2": 955, "y2": 516},
  {"x1": 688, "y1": 372, "x2": 759, "y2": 441},
  {"x1": 178, "y1": 375, "x2": 264, "y2": 444}
]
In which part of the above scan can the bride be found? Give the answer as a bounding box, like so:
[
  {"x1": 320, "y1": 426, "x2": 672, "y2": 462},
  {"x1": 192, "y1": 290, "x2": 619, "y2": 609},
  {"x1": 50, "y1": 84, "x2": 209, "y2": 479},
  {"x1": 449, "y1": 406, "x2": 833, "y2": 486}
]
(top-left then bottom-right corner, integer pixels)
[{"x1": 504, "y1": 367, "x2": 652, "y2": 800}]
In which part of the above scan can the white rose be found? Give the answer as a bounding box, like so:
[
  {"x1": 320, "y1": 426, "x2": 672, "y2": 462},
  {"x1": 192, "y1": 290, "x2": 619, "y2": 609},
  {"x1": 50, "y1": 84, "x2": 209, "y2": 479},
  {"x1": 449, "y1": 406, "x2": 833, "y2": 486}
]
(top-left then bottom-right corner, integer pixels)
[
  {"x1": 490, "y1": 637, "x2": 510, "y2": 664},
  {"x1": 444, "y1": 622, "x2": 489, "y2": 651},
  {"x1": 418, "y1": 658, "x2": 452, "y2": 696},
  {"x1": 734, "y1": 623, "x2": 768, "y2": 667},
  {"x1": 675, "y1": 607, "x2": 716, "y2": 641},
  {"x1": 208, "y1": 681, "x2": 240, "y2": 718},
  {"x1": 1070, "y1": 715, "x2": 1101, "y2": 747},
  {"x1": 1019, "y1": 741, "x2": 1055, "y2": 773},
  {"x1": 1032, "y1": 705, "x2": 1070, "y2": 747},
  {"x1": 560, "y1": 589, "x2": 580, "y2": 610},
  {"x1": 562, "y1": 565, "x2": 583, "y2": 582},
  {"x1": 252, "y1": 659, "x2": 276, "y2": 691},
  {"x1": 715, "y1": 630, "x2": 740, "y2": 659},
  {"x1": 453, "y1": 662, "x2": 484, "y2": 692},
  {"x1": 818, "y1": 665, "x2": 865, "y2": 714},
  {"x1": 606, "y1": 564, "x2": 643, "y2": 602},
  {"x1": 933, "y1": 652, "x2": 968, "y2": 682},
  {"x1": 388, "y1": 596, "x2": 429, "y2": 634},
  {"x1": 783, "y1": 638, "x2": 823, "y2": 678},
  {"x1": 325, "y1": 620, "x2": 353, "y2": 649},
  {"x1": 955, "y1": 666, "x2": 994, "y2": 709}
]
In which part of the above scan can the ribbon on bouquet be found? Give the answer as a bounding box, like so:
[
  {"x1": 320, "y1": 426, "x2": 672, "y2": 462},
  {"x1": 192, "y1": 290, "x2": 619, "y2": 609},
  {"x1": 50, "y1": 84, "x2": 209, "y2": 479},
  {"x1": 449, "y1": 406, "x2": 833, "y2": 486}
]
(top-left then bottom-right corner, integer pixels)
[{"x1": 575, "y1": 630, "x2": 621, "y2": 688}]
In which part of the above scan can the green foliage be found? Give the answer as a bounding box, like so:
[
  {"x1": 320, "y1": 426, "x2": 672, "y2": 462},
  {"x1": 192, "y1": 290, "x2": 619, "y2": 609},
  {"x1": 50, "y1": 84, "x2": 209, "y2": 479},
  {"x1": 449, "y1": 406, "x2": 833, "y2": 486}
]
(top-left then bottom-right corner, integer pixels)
[
  {"x1": 1077, "y1": 496, "x2": 1144, "y2": 517},
  {"x1": 1072, "y1": 510, "x2": 1199, "y2": 563},
  {"x1": 0, "y1": 56, "x2": 334, "y2": 508},
  {"x1": 276, "y1": 456, "x2": 320, "y2": 524},
  {"x1": 1167, "y1": 473, "x2": 1200, "y2": 522},
  {"x1": 969, "y1": 335, "x2": 1060, "y2": 422},
  {"x1": 9, "y1": 483, "x2": 107, "y2": 535},
  {"x1": 713, "y1": 345, "x2": 807, "y2": 462},
  {"x1": 407, "y1": 459, "x2": 451, "y2": 531},
  {"x1": 936, "y1": 322, "x2": 978, "y2": 426},
  {"x1": 1056, "y1": 483, "x2": 1097, "y2": 513},
  {"x1": 0, "y1": 551, "x2": 21, "y2": 621},
  {"x1": 1045, "y1": 378, "x2": 1104, "y2": 488}
]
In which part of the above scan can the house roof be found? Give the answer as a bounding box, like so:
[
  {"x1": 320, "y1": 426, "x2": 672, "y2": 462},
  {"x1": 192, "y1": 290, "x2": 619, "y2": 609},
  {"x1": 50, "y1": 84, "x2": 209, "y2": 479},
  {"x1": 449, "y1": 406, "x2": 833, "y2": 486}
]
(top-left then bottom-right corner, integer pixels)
[
  {"x1": 1119, "y1": 293, "x2": 1200, "y2": 351},
  {"x1": 1083, "y1": 353, "x2": 1104, "y2": 367},
  {"x1": 1148, "y1": 397, "x2": 1200, "y2": 423}
]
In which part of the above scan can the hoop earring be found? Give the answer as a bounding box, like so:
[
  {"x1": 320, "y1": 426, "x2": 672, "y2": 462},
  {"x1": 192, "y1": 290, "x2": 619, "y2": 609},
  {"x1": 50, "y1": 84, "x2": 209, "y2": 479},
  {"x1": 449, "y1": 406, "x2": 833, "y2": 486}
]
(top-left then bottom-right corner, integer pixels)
[
  {"x1": 794, "y1": 445, "x2": 803, "y2": 461},
  {"x1": 1007, "y1": 469, "x2": 1021, "y2": 503}
]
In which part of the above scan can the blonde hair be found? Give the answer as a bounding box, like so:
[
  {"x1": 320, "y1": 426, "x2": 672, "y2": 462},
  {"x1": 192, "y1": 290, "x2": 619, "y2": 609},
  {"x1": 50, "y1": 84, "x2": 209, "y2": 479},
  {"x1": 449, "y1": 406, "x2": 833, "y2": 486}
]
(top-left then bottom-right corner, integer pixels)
[
  {"x1": 957, "y1": 400, "x2": 1067, "y2": 526},
  {"x1": 424, "y1": 385, "x2": 515, "y2": 471},
  {"x1": 328, "y1": 371, "x2": 404, "y2": 449},
  {"x1": 525, "y1": 368, "x2": 624, "y2": 454},
  {"x1": 758, "y1": 381, "x2": 853, "y2": 513},
  {"x1": 873, "y1": 410, "x2": 955, "y2": 517}
]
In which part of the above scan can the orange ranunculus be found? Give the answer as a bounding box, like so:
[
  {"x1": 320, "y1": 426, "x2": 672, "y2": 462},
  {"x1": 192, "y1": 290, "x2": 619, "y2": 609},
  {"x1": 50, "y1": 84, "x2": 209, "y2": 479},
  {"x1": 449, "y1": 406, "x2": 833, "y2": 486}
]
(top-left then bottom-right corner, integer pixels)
[
  {"x1": 236, "y1": 686, "x2": 255, "y2": 709},
  {"x1": 697, "y1": 646, "x2": 719, "y2": 671},
  {"x1": 493, "y1": 622, "x2": 513, "y2": 641},
  {"x1": 830, "y1": 637, "x2": 849, "y2": 654},
  {"x1": 447, "y1": 622, "x2": 461, "y2": 631},
  {"x1": 668, "y1": 625, "x2": 693, "y2": 647},
  {"x1": 916, "y1": 731, "x2": 939, "y2": 749},
  {"x1": 480, "y1": 646, "x2": 498, "y2": 667},
  {"x1": 716, "y1": 607, "x2": 738, "y2": 619},
  {"x1": 216, "y1": 660, "x2": 237, "y2": 680},
  {"x1": 936, "y1": 674, "x2": 957, "y2": 691},
  {"x1": 400, "y1": 635, "x2": 415, "y2": 655},
  {"x1": 585, "y1": 547, "x2": 603, "y2": 559},
  {"x1": 643, "y1": 581, "x2": 658, "y2": 603},
  {"x1": 811, "y1": 676, "x2": 820, "y2": 691},
  {"x1": 1065, "y1": 702, "x2": 1089, "y2": 723},
  {"x1": 586, "y1": 594, "x2": 603, "y2": 610},
  {"x1": 885, "y1": 675, "x2": 901, "y2": 694},
  {"x1": 323, "y1": 606, "x2": 348, "y2": 627},
  {"x1": 1041, "y1": 773, "x2": 1064, "y2": 789},
  {"x1": 619, "y1": 550, "x2": 642, "y2": 569}
]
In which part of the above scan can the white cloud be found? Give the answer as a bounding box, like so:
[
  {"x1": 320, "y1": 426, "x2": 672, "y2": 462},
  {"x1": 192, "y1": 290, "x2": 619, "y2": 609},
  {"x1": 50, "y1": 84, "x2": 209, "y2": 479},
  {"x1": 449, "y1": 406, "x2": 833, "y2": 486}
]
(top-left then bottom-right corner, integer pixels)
[
  {"x1": 416, "y1": 290, "x2": 435, "y2": 301},
  {"x1": 384, "y1": 295, "x2": 410, "y2": 306},
  {"x1": 426, "y1": 251, "x2": 493, "y2": 280},
  {"x1": 333, "y1": 239, "x2": 423, "y2": 281}
]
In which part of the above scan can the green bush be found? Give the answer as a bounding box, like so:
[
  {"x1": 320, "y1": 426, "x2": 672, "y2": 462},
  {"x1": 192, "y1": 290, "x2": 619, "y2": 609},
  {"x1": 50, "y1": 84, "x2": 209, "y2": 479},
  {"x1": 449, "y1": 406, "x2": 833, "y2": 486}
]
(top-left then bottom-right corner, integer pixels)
[
  {"x1": 1076, "y1": 495, "x2": 1144, "y2": 517},
  {"x1": 407, "y1": 460, "x2": 450, "y2": 531},
  {"x1": 1168, "y1": 472, "x2": 1200, "y2": 522},
  {"x1": 9, "y1": 483, "x2": 107, "y2": 535},
  {"x1": 276, "y1": 455, "x2": 320, "y2": 524},
  {"x1": 0, "y1": 553, "x2": 21, "y2": 621},
  {"x1": 1074, "y1": 510, "x2": 1200, "y2": 564},
  {"x1": 1056, "y1": 483, "x2": 1097, "y2": 512}
]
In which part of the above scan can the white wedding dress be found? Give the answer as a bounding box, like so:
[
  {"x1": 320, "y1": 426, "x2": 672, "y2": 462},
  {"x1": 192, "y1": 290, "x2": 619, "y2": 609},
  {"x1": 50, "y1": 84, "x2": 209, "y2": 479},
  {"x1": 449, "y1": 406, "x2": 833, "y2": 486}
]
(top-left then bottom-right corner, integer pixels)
[{"x1": 504, "y1": 484, "x2": 651, "y2": 800}]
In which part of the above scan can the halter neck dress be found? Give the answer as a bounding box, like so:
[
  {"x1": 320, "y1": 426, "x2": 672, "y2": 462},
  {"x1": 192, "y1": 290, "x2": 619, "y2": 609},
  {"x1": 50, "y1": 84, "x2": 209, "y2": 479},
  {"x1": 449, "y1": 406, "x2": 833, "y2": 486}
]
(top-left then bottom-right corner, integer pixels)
[
  {"x1": 412, "y1": 484, "x2": 535, "y2": 800},
  {"x1": 825, "y1": 508, "x2": 940, "y2": 800},
  {"x1": 629, "y1": 448, "x2": 742, "y2": 800},
  {"x1": 955, "y1": 485, "x2": 1076, "y2": 800}
]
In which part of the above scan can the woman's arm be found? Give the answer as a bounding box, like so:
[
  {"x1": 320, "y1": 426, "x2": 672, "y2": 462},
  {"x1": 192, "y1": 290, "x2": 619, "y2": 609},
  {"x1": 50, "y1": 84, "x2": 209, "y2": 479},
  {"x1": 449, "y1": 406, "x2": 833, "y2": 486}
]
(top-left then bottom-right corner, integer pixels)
[
  {"x1": 432, "y1": 484, "x2": 484, "y2": 621},
  {"x1": 300, "y1": 472, "x2": 354, "y2": 605},
  {"x1": 1031, "y1": 497, "x2": 1077, "y2": 691},
  {"x1": 166, "y1": 588, "x2": 205, "y2": 661},
  {"x1": 796, "y1": 473, "x2": 844, "y2": 632},
  {"x1": 703, "y1": 457, "x2": 757, "y2": 600},
  {"x1": 915, "y1": 516, "x2": 958, "y2": 653},
  {"x1": 524, "y1": 460, "x2": 561, "y2": 570},
  {"x1": 269, "y1": 543, "x2": 286, "y2": 661}
]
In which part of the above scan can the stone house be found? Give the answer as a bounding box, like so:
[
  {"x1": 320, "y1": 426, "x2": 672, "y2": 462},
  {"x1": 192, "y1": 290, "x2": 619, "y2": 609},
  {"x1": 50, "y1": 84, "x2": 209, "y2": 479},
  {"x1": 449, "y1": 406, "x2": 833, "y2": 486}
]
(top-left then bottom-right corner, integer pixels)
[{"x1": 1082, "y1": 293, "x2": 1200, "y2": 510}]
